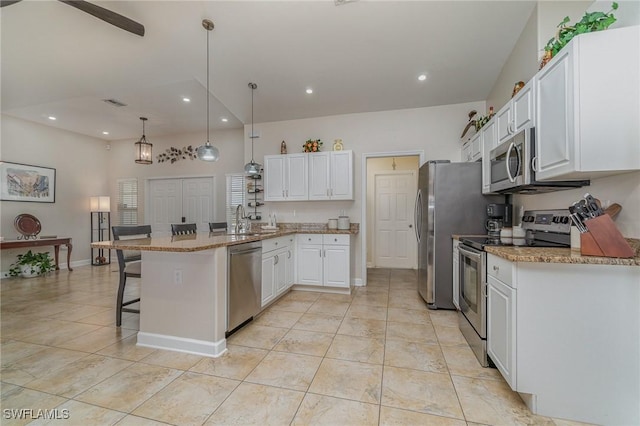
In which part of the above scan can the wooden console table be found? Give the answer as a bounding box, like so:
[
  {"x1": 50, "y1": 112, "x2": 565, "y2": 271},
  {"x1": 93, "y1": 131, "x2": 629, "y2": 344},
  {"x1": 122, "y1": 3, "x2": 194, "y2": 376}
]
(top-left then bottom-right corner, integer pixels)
[{"x1": 0, "y1": 237, "x2": 73, "y2": 271}]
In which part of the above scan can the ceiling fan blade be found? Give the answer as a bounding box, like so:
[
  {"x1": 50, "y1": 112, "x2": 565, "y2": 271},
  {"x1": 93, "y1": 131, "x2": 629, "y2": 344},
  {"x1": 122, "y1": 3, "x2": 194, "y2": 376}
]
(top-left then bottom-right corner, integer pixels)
[
  {"x1": 58, "y1": 0, "x2": 144, "y2": 37},
  {"x1": 0, "y1": 1, "x2": 23, "y2": 7}
]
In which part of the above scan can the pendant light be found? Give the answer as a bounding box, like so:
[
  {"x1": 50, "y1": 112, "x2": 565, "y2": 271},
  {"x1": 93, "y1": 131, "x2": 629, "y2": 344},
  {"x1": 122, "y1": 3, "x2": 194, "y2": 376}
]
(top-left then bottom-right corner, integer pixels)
[
  {"x1": 244, "y1": 82, "x2": 261, "y2": 175},
  {"x1": 134, "y1": 117, "x2": 152, "y2": 164},
  {"x1": 196, "y1": 19, "x2": 220, "y2": 162}
]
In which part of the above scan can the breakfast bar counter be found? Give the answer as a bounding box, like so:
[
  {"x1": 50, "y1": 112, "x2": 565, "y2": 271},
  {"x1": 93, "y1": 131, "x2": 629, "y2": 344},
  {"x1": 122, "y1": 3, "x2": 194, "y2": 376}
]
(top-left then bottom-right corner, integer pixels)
[{"x1": 91, "y1": 225, "x2": 359, "y2": 358}]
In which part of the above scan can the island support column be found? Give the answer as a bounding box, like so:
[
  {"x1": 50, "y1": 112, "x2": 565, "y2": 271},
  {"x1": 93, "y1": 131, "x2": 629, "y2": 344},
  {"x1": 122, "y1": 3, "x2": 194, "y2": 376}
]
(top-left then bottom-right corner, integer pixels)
[{"x1": 136, "y1": 247, "x2": 228, "y2": 357}]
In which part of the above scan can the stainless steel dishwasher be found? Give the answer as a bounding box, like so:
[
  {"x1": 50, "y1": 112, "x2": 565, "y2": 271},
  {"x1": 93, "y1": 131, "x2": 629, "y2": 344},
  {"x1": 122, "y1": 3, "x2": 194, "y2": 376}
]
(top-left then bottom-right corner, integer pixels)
[{"x1": 227, "y1": 241, "x2": 262, "y2": 335}]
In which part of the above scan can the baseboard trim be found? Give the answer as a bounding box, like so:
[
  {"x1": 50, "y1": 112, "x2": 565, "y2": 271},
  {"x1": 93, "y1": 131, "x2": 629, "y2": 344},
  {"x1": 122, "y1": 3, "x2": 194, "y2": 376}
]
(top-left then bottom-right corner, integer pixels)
[
  {"x1": 290, "y1": 284, "x2": 350, "y2": 295},
  {"x1": 137, "y1": 331, "x2": 227, "y2": 358}
]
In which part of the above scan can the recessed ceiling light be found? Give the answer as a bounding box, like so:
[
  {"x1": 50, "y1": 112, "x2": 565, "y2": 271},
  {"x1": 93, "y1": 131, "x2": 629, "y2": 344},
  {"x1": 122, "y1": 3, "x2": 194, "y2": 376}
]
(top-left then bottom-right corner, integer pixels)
[
  {"x1": 306, "y1": 88, "x2": 313, "y2": 94},
  {"x1": 182, "y1": 97, "x2": 191, "y2": 102},
  {"x1": 48, "y1": 116, "x2": 57, "y2": 120},
  {"x1": 221, "y1": 118, "x2": 228, "y2": 122},
  {"x1": 418, "y1": 74, "x2": 427, "y2": 81},
  {"x1": 102, "y1": 131, "x2": 110, "y2": 135}
]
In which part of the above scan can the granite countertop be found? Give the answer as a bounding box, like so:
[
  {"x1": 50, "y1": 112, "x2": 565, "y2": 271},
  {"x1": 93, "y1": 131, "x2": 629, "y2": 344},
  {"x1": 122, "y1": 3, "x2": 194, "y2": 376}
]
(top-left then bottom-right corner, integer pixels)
[
  {"x1": 91, "y1": 223, "x2": 359, "y2": 253},
  {"x1": 485, "y1": 238, "x2": 640, "y2": 266}
]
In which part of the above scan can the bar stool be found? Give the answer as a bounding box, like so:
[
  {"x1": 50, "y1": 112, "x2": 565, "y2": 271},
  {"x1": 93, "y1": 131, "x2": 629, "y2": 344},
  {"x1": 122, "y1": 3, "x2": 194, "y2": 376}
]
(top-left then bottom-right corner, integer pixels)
[
  {"x1": 111, "y1": 225, "x2": 151, "y2": 327},
  {"x1": 171, "y1": 223, "x2": 197, "y2": 236}
]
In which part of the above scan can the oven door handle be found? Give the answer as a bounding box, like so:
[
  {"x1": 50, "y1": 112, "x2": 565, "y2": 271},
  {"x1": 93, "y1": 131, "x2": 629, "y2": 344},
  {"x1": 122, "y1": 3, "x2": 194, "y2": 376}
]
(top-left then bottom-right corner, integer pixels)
[
  {"x1": 505, "y1": 141, "x2": 516, "y2": 183},
  {"x1": 458, "y1": 244, "x2": 483, "y2": 263}
]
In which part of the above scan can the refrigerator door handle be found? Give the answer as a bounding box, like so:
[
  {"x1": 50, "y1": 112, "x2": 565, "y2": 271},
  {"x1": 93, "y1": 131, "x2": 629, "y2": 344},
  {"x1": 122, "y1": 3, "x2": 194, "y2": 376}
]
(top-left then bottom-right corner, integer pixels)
[{"x1": 414, "y1": 190, "x2": 421, "y2": 242}]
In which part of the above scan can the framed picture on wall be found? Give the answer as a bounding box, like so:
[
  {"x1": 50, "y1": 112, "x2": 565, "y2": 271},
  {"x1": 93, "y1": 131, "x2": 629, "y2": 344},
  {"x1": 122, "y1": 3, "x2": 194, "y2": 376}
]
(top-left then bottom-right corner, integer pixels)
[{"x1": 0, "y1": 161, "x2": 56, "y2": 203}]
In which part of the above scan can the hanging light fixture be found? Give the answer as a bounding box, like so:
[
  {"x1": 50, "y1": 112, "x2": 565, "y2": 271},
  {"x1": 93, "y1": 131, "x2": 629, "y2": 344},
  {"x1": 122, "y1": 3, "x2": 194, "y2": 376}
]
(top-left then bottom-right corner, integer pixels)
[
  {"x1": 134, "y1": 117, "x2": 152, "y2": 164},
  {"x1": 244, "y1": 82, "x2": 261, "y2": 175},
  {"x1": 196, "y1": 19, "x2": 220, "y2": 162}
]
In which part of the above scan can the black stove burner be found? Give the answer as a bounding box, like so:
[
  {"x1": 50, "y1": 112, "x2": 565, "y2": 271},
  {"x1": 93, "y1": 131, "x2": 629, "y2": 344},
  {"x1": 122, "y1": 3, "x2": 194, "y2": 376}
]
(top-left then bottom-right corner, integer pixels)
[{"x1": 460, "y1": 235, "x2": 569, "y2": 251}]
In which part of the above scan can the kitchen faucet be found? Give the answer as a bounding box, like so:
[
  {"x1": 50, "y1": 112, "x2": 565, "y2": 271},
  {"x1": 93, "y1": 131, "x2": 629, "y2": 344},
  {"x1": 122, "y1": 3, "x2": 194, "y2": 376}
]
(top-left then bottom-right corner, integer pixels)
[{"x1": 235, "y1": 204, "x2": 246, "y2": 234}]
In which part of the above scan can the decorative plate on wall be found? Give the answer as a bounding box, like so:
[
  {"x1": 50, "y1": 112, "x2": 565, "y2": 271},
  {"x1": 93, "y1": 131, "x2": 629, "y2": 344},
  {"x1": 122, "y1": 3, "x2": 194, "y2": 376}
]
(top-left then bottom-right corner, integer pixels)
[{"x1": 14, "y1": 214, "x2": 41, "y2": 239}]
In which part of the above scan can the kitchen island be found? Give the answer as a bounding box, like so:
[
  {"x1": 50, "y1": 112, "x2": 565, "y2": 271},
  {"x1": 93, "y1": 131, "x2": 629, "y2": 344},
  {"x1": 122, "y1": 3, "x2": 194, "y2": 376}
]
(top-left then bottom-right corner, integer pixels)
[{"x1": 91, "y1": 225, "x2": 358, "y2": 358}]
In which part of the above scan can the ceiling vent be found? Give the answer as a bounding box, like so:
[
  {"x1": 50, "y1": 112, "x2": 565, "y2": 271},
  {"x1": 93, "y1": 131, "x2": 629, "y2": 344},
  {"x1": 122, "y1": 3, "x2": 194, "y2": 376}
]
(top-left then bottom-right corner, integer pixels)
[{"x1": 102, "y1": 98, "x2": 127, "y2": 107}]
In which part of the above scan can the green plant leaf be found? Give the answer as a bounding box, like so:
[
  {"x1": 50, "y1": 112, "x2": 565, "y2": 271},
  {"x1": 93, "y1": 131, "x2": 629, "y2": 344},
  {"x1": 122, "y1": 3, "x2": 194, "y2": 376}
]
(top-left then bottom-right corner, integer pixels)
[{"x1": 612, "y1": 2, "x2": 618, "y2": 10}]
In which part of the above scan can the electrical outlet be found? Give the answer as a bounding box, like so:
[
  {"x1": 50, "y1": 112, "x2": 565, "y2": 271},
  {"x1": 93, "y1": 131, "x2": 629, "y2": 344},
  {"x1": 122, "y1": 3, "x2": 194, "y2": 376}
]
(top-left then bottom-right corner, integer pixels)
[{"x1": 174, "y1": 269, "x2": 183, "y2": 285}]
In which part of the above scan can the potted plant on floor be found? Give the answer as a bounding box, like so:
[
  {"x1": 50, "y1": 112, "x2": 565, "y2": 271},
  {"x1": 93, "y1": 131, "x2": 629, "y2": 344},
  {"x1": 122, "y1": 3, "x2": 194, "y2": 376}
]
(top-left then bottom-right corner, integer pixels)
[{"x1": 8, "y1": 250, "x2": 55, "y2": 278}]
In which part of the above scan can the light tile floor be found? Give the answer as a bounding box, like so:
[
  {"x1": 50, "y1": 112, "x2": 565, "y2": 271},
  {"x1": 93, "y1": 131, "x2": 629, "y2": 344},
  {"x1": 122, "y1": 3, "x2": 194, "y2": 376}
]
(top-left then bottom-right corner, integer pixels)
[{"x1": 0, "y1": 266, "x2": 591, "y2": 425}]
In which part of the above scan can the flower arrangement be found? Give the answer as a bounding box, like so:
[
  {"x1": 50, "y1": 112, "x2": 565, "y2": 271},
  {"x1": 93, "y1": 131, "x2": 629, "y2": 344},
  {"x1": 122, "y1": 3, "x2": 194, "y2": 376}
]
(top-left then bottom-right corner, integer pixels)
[{"x1": 303, "y1": 139, "x2": 322, "y2": 152}]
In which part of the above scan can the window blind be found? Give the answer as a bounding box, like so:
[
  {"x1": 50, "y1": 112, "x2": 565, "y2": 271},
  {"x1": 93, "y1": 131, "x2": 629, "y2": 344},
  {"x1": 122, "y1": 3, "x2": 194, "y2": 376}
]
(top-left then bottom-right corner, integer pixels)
[
  {"x1": 117, "y1": 178, "x2": 138, "y2": 225},
  {"x1": 226, "y1": 174, "x2": 246, "y2": 228}
]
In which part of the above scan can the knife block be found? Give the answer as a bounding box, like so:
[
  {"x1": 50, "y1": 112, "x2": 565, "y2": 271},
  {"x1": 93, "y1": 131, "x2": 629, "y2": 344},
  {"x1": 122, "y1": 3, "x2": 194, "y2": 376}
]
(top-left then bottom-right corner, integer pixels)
[{"x1": 580, "y1": 214, "x2": 634, "y2": 258}]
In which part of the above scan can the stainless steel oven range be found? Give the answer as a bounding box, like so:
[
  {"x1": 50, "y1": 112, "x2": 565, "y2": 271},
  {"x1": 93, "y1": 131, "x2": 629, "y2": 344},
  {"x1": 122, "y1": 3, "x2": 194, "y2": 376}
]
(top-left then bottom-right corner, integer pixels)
[{"x1": 458, "y1": 209, "x2": 572, "y2": 367}]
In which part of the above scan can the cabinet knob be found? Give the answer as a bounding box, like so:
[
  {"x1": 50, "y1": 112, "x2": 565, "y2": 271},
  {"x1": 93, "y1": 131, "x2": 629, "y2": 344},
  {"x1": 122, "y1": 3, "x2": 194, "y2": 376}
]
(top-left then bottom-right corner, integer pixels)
[
  {"x1": 493, "y1": 265, "x2": 499, "y2": 271},
  {"x1": 334, "y1": 238, "x2": 337, "y2": 242},
  {"x1": 275, "y1": 242, "x2": 278, "y2": 245}
]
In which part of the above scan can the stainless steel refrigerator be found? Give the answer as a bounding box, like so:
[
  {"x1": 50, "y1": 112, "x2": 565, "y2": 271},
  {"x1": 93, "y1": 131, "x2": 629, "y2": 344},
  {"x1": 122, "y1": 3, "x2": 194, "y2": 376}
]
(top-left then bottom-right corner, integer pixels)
[{"x1": 415, "y1": 160, "x2": 502, "y2": 309}]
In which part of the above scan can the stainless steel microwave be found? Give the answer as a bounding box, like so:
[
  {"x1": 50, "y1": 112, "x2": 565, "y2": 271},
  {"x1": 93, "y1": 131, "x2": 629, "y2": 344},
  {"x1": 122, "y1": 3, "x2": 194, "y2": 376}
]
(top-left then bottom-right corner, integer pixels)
[{"x1": 488, "y1": 128, "x2": 589, "y2": 194}]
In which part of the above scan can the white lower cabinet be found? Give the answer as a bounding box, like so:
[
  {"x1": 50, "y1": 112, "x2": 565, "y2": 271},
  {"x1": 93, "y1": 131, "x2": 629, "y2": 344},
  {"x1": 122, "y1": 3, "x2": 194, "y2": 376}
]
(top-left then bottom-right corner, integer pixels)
[
  {"x1": 487, "y1": 254, "x2": 517, "y2": 389},
  {"x1": 484, "y1": 253, "x2": 640, "y2": 425},
  {"x1": 296, "y1": 234, "x2": 350, "y2": 288},
  {"x1": 487, "y1": 274, "x2": 516, "y2": 389},
  {"x1": 261, "y1": 236, "x2": 295, "y2": 307},
  {"x1": 452, "y1": 240, "x2": 460, "y2": 310}
]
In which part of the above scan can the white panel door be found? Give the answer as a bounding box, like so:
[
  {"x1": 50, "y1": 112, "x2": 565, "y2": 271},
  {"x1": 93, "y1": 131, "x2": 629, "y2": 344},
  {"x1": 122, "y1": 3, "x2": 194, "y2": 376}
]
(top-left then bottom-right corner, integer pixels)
[
  {"x1": 149, "y1": 179, "x2": 182, "y2": 237},
  {"x1": 182, "y1": 177, "x2": 214, "y2": 233},
  {"x1": 149, "y1": 177, "x2": 214, "y2": 236},
  {"x1": 374, "y1": 171, "x2": 417, "y2": 269}
]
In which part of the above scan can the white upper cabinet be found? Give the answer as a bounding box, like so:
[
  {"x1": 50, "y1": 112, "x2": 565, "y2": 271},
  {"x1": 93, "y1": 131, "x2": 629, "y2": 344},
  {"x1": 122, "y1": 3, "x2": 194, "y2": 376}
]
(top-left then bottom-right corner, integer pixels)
[
  {"x1": 461, "y1": 132, "x2": 481, "y2": 162},
  {"x1": 496, "y1": 79, "x2": 535, "y2": 146},
  {"x1": 481, "y1": 119, "x2": 497, "y2": 194},
  {"x1": 265, "y1": 151, "x2": 353, "y2": 202},
  {"x1": 535, "y1": 26, "x2": 640, "y2": 180},
  {"x1": 308, "y1": 153, "x2": 331, "y2": 199},
  {"x1": 264, "y1": 154, "x2": 308, "y2": 201},
  {"x1": 330, "y1": 151, "x2": 354, "y2": 200},
  {"x1": 308, "y1": 151, "x2": 354, "y2": 200}
]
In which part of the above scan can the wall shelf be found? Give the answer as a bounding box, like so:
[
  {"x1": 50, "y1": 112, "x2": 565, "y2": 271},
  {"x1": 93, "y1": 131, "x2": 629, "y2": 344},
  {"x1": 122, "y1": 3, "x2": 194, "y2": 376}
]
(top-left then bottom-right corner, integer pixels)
[{"x1": 247, "y1": 172, "x2": 263, "y2": 221}]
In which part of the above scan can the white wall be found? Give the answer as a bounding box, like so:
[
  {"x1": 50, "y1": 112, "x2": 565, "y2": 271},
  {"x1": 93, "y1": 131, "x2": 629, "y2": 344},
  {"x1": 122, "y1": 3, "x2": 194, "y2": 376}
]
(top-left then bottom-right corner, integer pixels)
[
  {"x1": 107, "y1": 128, "x2": 244, "y2": 224},
  {"x1": 244, "y1": 101, "x2": 485, "y2": 281},
  {"x1": 486, "y1": 1, "x2": 593, "y2": 113},
  {"x1": 485, "y1": 3, "x2": 540, "y2": 113},
  {"x1": 1, "y1": 115, "x2": 110, "y2": 269}
]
